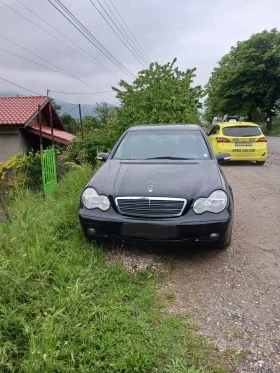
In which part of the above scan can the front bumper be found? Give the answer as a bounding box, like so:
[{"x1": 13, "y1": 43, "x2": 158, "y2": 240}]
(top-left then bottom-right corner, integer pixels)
[{"x1": 79, "y1": 207, "x2": 233, "y2": 245}]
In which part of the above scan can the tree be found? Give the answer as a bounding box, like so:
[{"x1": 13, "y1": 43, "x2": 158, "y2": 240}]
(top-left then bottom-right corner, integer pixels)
[
  {"x1": 61, "y1": 113, "x2": 79, "y2": 135},
  {"x1": 49, "y1": 98, "x2": 61, "y2": 113},
  {"x1": 94, "y1": 102, "x2": 117, "y2": 127},
  {"x1": 205, "y1": 29, "x2": 280, "y2": 131},
  {"x1": 61, "y1": 103, "x2": 116, "y2": 135},
  {"x1": 82, "y1": 115, "x2": 100, "y2": 131},
  {"x1": 112, "y1": 59, "x2": 202, "y2": 136},
  {"x1": 62, "y1": 102, "x2": 119, "y2": 165}
]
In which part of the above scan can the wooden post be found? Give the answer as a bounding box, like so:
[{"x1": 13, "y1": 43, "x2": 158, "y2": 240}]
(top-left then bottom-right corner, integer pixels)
[
  {"x1": 79, "y1": 104, "x2": 84, "y2": 140},
  {"x1": 49, "y1": 101, "x2": 54, "y2": 145},
  {"x1": 38, "y1": 104, "x2": 43, "y2": 149},
  {"x1": 38, "y1": 104, "x2": 45, "y2": 192}
]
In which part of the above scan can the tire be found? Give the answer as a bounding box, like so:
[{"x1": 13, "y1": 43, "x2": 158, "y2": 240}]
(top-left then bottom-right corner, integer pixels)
[
  {"x1": 256, "y1": 161, "x2": 265, "y2": 165},
  {"x1": 216, "y1": 229, "x2": 232, "y2": 250},
  {"x1": 217, "y1": 240, "x2": 230, "y2": 250}
]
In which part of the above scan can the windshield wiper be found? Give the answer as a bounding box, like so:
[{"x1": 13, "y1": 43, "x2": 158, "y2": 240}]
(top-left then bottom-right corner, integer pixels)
[{"x1": 145, "y1": 156, "x2": 194, "y2": 160}]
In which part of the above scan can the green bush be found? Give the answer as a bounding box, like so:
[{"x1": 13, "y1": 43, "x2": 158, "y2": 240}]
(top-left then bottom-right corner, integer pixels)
[
  {"x1": 24, "y1": 149, "x2": 42, "y2": 189},
  {"x1": 0, "y1": 148, "x2": 71, "y2": 194},
  {"x1": 62, "y1": 129, "x2": 118, "y2": 166},
  {"x1": 257, "y1": 116, "x2": 280, "y2": 136},
  {"x1": 0, "y1": 153, "x2": 28, "y2": 192}
]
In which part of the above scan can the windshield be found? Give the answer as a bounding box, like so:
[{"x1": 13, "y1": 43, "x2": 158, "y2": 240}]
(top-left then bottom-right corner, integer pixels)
[
  {"x1": 113, "y1": 129, "x2": 210, "y2": 160},
  {"x1": 222, "y1": 126, "x2": 262, "y2": 137}
]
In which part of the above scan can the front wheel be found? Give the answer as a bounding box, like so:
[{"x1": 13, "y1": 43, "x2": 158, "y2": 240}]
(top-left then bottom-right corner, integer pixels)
[
  {"x1": 216, "y1": 240, "x2": 230, "y2": 250},
  {"x1": 216, "y1": 227, "x2": 232, "y2": 250},
  {"x1": 256, "y1": 161, "x2": 265, "y2": 165}
]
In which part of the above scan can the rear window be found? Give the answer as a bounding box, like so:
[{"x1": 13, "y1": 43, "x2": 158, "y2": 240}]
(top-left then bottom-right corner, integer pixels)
[{"x1": 222, "y1": 126, "x2": 262, "y2": 137}]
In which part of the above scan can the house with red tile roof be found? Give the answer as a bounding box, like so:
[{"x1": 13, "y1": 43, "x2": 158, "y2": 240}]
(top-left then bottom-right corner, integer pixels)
[{"x1": 0, "y1": 96, "x2": 75, "y2": 162}]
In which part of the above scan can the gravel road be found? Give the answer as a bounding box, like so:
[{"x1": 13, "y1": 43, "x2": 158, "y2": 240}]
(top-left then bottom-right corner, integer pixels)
[{"x1": 106, "y1": 137, "x2": 280, "y2": 372}]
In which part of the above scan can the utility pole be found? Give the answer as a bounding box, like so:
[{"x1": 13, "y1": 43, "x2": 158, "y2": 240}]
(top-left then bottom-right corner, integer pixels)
[
  {"x1": 79, "y1": 104, "x2": 84, "y2": 140},
  {"x1": 47, "y1": 89, "x2": 50, "y2": 97}
]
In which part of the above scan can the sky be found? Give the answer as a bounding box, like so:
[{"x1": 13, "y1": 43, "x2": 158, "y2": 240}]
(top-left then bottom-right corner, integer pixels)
[{"x1": 0, "y1": 0, "x2": 279, "y2": 112}]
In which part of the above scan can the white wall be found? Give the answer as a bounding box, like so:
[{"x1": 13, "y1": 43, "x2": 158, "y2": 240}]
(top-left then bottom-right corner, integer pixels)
[{"x1": 0, "y1": 128, "x2": 22, "y2": 162}]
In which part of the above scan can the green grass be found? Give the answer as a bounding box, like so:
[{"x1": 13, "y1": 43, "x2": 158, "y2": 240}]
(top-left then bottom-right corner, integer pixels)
[{"x1": 0, "y1": 166, "x2": 233, "y2": 372}]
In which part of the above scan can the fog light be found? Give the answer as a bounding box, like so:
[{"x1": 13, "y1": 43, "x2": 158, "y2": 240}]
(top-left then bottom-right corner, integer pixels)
[
  {"x1": 88, "y1": 228, "x2": 96, "y2": 234},
  {"x1": 210, "y1": 233, "x2": 220, "y2": 240}
]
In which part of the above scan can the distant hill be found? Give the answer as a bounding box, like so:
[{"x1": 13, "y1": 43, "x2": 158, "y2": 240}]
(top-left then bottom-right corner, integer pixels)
[
  {"x1": 0, "y1": 91, "x2": 21, "y2": 97},
  {"x1": 56, "y1": 101, "x2": 97, "y2": 118},
  {"x1": 0, "y1": 91, "x2": 98, "y2": 118}
]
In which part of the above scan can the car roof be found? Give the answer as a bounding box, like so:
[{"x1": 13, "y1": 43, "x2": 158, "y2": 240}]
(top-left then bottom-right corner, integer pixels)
[
  {"x1": 219, "y1": 121, "x2": 259, "y2": 128},
  {"x1": 127, "y1": 124, "x2": 201, "y2": 131}
]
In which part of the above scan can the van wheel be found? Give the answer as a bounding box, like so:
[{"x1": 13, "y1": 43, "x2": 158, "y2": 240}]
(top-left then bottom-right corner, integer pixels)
[{"x1": 256, "y1": 161, "x2": 265, "y2": 165}]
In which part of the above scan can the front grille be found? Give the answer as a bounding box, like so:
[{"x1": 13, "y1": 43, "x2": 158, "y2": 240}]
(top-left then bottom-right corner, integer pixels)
[{"x1": 115, "y1": 197, "x2": 187, "y2": 218}]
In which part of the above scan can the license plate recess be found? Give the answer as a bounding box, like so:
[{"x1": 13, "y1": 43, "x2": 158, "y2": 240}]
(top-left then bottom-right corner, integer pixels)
[{"x1": 121, "y1": 223, "x2": 177, "y2": 239}]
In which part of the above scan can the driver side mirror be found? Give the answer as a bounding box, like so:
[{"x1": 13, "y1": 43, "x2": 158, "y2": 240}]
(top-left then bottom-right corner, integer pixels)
[
  {"x1": 216, "y1": 152, "x2": 231, "y2": 164},
  {"x1": 97, "y1": 152, "x2": 109, "y2": 162}
]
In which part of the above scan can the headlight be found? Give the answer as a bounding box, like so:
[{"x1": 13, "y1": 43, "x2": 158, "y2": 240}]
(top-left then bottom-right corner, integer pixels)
[
  {"x1": 82, "y1": 188, "x2": 110, "y2": 211},
  {"x1": 193, "y1": 190, "x2": 227, "y2": 214}
]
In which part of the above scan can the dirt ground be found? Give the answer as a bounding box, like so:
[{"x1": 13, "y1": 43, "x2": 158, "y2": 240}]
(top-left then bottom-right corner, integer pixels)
[{"x1": 106, "y1": 137, "x2": 280, "y2": 373}]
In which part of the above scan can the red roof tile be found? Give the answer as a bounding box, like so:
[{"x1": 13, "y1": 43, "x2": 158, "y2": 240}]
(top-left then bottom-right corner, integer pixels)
[
  {"x1": 26, "y1": 125, "x2": 75, "y2": 145},
  {"x1": 0, "y1": 96, "x2": 48, "y2": 126}
]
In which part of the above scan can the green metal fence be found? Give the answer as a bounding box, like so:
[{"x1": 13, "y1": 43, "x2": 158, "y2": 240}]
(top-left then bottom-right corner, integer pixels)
[{"x1": 41, "y1": 147, "x2": 57, "y2": 196}]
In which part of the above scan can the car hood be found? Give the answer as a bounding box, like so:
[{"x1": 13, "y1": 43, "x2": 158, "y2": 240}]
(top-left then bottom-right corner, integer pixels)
[{"x1": 88, "y1": 160, "x2": 223, "y2": 199}]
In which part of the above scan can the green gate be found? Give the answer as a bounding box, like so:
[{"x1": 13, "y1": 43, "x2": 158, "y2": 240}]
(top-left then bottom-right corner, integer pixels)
[{"x1": 41, "y1": 147, "x2": 57, "y2": 196}]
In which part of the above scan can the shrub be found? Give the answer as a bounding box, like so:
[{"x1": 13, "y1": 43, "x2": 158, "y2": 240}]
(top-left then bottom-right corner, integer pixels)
[
  {"x1": 62, "y1": 128, "x2": 118, "y2": 166},
  {"x1": 0, "y1": 153, "x2": 28, "y2": 192},
  {"x1": 0, "y1": 148, "x2": 70, "y2": 194}
]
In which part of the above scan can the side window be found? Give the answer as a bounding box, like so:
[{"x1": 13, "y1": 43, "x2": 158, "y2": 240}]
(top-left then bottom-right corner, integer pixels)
[{"x1": 209, "y1": 125, "x2": 220, "y2": 136}]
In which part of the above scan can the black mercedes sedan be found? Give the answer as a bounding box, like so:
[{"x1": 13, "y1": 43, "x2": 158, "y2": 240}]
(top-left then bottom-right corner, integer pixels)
[{"x1": 79, "y1": 125, "x2": 233, "y2": 249}]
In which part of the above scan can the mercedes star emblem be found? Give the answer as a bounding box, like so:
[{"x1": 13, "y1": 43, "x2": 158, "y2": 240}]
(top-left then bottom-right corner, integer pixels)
[{"x1": 147, "y1": 181, "x2": 155, "y2": 193}]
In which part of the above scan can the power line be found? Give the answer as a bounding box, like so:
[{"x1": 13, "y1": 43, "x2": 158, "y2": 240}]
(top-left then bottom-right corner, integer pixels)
[
  {"x1": 0, "y1": 32, "x2": 116, "y2": 103},
  {"x1": 0, "y1": 33, "x2": 74, "y2": 79},
  {"x1": 89, "y1": 0, "x2": 148, "y2": 67},
  {"x1": 103, "y1": 0, "x2": 149, "y2": 64},
  {"x1": 106, "y1": 0, "x2": 151, "y2": 63},
  {"x1": 49, "y1": 90, "x2": 113, "y2": 94},
  {"x1": 51, "y1": 0, "x2": 136, "y2": 78},
  {"x1": 0, "y1": 45, "x2": 107, "y2": 95},
  {"x1": 48, "y1": 0, "x2": 136, "y2": 79},
  {"x1": 52, "y1": 94, "x2": 119, "y2": 106},
  {"x1": 0, "y1": 76, "x2": 117, "y2": 107},
  {"x1": 51, "y1": 96, "x2": 117, "y2": 107},
  {"x1": 0, "y1": 46, "x2": 63, "y2": 74},
  {"x1": 63, "y1": 105, "x2": 79, "y2": 115},
  {"x1": 0, "y1": 77, "x2": 42, "y2": 96},
  {"x1": 54, "y1": 0, "x2": 137, "y2": 76},
  {"x1": 14, "y1": 0, "x2": 121, "y2": 80},
  {"x1": 0, "y1": 0, "x2": 119, "y2": 80},
  {"x1": 50, "y1": 97, "x2": 88, "y2": 106}
]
